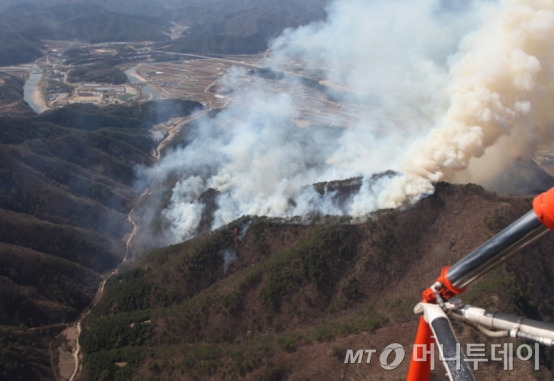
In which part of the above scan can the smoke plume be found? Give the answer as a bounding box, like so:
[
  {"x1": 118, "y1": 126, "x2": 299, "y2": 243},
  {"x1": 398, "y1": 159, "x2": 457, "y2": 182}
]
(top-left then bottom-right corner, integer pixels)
[
  {"x1": 384, "y1": 0, "x2": 554, "y2": 206},
  {"x1": 139, "y1": 0, "x2": 554, "y2": 245}
]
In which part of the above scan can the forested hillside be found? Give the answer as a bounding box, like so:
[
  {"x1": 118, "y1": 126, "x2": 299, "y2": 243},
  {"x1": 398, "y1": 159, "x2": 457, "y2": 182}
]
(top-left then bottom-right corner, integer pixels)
[
  {"x1": 80, "y1": 183, "x2": 554, "y2": 380},
  {"x1": 0, "y1": 29, "x2": 43, "y2": 66},
  {"x1": 0, "y1": 73, "x2": 35, "y2": 116},
  {"x1": 0, "y1": 82, "x2": 203, "y2": 379}
]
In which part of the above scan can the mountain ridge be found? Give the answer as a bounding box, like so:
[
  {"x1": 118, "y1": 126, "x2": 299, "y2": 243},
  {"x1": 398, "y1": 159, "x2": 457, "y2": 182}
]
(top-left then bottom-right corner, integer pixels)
[{"x1": 79, "y1": 182, "x2": 554, "y2": 380}]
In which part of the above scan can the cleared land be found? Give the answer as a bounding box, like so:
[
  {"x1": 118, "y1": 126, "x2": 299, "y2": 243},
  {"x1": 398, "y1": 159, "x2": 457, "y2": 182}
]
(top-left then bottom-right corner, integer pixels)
[
  {"x1": 2, "y1": 40, "x2": 370, "y2": 130},
  {"x1": 133, "y1": 54, "x2": 367, "y2": 128}
]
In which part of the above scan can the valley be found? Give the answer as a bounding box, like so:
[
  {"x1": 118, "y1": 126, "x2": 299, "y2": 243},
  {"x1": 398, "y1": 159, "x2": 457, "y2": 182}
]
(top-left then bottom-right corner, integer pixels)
[
  {"x1": 1, "y1": 1, "x2": 554, "y2": 380},
  {"x1": 1, "y1": 39, "x2": 554, "y2": 381}
]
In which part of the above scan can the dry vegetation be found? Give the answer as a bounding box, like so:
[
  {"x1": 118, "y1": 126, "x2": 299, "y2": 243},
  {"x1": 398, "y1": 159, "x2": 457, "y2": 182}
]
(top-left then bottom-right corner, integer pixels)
[{"x1": 81, "y1": 183, "x2": 554, "y2": 380}]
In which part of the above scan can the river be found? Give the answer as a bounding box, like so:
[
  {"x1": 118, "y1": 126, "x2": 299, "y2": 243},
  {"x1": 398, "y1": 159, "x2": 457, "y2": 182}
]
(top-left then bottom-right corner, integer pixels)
[
  {"x1": 23, "y1": 67, "x2": 48, "y2": 114},
  {"x1": 23, "y1": 64, "x2": 162, "y2": 113},
  {"x1": 125, "y1": 65, "x2": 162, "y2": 101}
]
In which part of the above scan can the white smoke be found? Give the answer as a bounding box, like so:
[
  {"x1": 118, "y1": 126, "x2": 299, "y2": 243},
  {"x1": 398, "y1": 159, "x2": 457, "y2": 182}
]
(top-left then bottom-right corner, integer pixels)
[
  {"x1": 139, "y1": 0, "x2": 554, "y2": 244},
  {"x1": 383, "y1": 0, "x2": 554, "y2": 205},
  {"x1": 222, "y1": 249, "x2": 237, "y2": 274},
  {"x1": 161, "y1": 176, "x2": 205, "y2": 239}
]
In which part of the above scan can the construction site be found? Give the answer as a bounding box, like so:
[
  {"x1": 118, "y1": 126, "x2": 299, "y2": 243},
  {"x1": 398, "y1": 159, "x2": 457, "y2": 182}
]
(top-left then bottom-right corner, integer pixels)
[{"x1": 14, "y1": 41, "x2": 369, "y2": 130}]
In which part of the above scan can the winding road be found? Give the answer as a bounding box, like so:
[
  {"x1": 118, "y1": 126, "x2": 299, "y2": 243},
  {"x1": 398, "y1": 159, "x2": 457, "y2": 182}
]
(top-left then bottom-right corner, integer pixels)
[
  {"x1": 67, "y1": 189, "x2": 149, "y2": 381},
  {"x1": 58, "y1": 108, "x2": 208, "y2": 380}
]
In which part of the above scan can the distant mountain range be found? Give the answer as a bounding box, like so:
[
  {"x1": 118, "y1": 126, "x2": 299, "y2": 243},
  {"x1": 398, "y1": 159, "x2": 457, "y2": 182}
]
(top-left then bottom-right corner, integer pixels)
[
  {"x1": 158, "y1": 0, "x2": 328, "y2": 54},
  {"x1": 0, "y1": 2, "x2": 171, "y2": 65},
  {"x1": 0, "y1": 29, "x2": 43, "y2": 66},
  {"x1": 0, "y1": 0, "x2": 329, "y2": 20},
  {"x1": 0, "y1": 0, "x2": 329, "y2": 65}
]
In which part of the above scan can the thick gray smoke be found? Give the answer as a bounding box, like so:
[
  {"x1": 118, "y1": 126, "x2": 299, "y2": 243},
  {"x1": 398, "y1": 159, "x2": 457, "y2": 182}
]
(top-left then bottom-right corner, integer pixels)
[{"x1": 139, "y1": 0, "x2": 554, "y2": 244}]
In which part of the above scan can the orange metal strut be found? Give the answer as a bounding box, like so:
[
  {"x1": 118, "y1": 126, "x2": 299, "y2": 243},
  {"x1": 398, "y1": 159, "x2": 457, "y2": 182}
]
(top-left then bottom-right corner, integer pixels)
[
  {"x1": 407, "y1": 187, "x2": 554, "y2": 380},
  {"x1": 406, "y1": 316, "x2": 434, "y2": 381},
  {"x1": 533, "y1": 187, "x2": 554, "y2": 230},
  {"x1": 421, "y1": 266, "x2": 466, "y2": 303}
]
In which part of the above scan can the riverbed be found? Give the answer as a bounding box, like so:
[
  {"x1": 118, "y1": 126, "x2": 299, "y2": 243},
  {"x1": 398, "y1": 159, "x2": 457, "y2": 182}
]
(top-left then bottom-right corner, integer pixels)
[
  {"x1": 125, "y1": 65, "x2": 162, "y2": 101},
  {"x1": 23, "y1": 67, "x2": 49, "y2": 114}
]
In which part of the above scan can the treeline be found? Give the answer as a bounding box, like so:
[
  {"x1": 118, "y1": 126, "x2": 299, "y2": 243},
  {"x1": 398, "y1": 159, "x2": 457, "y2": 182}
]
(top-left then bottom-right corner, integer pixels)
[
  {"x1": 163, "y1": 34, "x2": 268, "y2": 55},
  {"x1": 68, "y1": 63, "x2": 128, "y2": 85}
]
